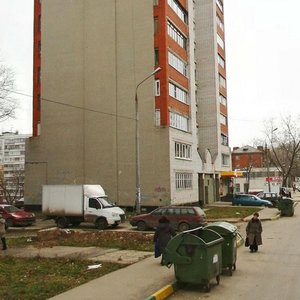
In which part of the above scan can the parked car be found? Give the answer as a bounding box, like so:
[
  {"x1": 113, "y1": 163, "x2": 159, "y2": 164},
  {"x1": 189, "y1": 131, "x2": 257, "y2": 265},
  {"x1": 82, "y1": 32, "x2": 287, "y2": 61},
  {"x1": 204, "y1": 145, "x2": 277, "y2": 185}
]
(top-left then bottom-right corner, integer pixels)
[
  {"x1": 130, "y1": 206, "x2": 207, "y2": 232},
  {"x1": 248, "y1": 189, "x2": 263, "y2": 195},
  {"x1": 256, "y1": 192, "x2": 280, "y2": 208},
  {"x1": 232, "y1": 194, "x2": 273, "y2": 207},
  {"x1": 0, "y1": 204, "x2": 36, "y2": 227}
]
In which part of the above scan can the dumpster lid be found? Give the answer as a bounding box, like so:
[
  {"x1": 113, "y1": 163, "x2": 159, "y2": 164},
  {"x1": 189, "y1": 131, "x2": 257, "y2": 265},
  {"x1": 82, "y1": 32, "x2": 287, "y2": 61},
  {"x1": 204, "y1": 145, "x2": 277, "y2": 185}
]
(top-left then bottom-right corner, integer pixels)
[
  {"x1": 281, "y1": 198, "x2": 294, "y2": 203},
  {"x1": 206, "y1": 222, "x2": 237, "y2": 234}
]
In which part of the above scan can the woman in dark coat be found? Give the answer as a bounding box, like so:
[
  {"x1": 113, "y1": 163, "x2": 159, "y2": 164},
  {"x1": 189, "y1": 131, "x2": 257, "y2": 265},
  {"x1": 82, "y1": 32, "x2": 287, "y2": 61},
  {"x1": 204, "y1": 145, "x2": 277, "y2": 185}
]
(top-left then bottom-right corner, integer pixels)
[
  {"x1": 0, "y1": 213, "x2": 7, "y2": 250},
  {"x1": 246, "y1": 212, "x2": 262, "y2": 252},
  {"x1": 154, "y1": 216, "x2": 176, "y2": 264}
]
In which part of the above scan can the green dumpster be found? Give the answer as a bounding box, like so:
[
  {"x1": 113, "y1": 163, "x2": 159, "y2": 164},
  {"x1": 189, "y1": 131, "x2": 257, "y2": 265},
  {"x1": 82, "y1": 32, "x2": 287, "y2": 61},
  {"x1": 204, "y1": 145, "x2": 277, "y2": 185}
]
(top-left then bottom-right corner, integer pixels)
[
  {"x1": 163, "y1": 227, "x2": 224, "y2": 292},
  {"x1": 278, "y1": 198, "x2": 294, "y2": 216},
  {"x1": 206, "y1": 222, "x2": 238, "y2": 276}
]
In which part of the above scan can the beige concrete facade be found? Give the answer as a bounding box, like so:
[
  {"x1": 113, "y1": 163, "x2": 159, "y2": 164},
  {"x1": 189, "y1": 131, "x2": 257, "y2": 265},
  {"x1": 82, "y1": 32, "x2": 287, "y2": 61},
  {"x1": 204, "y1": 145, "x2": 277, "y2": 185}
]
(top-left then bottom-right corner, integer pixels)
[
  {"x1": 25, "y1": 0, "x2": 171, "y2": 207},
  {"x1": 26, "y1": 0, "x2": 232, "y2": 208}
]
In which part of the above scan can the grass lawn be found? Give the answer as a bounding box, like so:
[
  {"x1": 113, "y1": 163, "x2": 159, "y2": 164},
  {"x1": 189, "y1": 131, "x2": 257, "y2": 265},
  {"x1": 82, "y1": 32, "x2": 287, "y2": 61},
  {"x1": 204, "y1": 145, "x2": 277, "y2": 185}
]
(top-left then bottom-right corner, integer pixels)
[
  {"x1": 0, "y1": 257, "x2": 123, "y2": 300},
  {"x1": 205, "y1": 206, "x2": 262, "y2": 219}
]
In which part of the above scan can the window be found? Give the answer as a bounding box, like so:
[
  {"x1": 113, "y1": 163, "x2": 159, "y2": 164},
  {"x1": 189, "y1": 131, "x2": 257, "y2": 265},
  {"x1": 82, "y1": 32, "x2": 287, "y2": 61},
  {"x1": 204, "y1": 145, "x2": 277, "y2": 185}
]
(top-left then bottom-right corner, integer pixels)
[
  {"x1": 89, "y1": 198, "x2": 101, "y2": 209},
  {"x1": 219, "y1": 94, "x2": 227, "y2": 106},
  {"x1": 220, "y1": 114, "x2": 227, "y2": 125},
  {"x1": 216, "y1": 0, "x2": 223, "y2": 12},
  {"x1": 167, "y1": 0, "x2": 188, "y2": 23},
  {"x1": 218, "y1": 54, "x2": 225, "y2": 68},
  {"x1": 168, "y1": 51, "x2": 187, "y2": 76},
  {"x1": 167, "y1": 21, "x2": 187, "y2": 49},
  {"x1": 152, "y1": 208, "x2": 167, "y2": 215},
  {"x1": 154, "y1": 48, "x2": 159, "y2": 65},
  {"x1": 175, "y1": 172, "x2": 193, "y2": 189},
  {"x1": 219, "y1": 74, "x2": 226, "y2": 88},
  {"x1": 169, "y1": 82, "x2": 188, "y2": 104},
  {"x1": 38, "y1": 67, "x2": 41, "y2": 85},
  {"x1": 221, "y1": 133, "x2": 228, "y2": 146},
  {"x1": 170, "y1": 112, "x2": 189, "y2": 131},
  {"x1": 175, "y1": 142, "x2": 191, "y2": 159},
  {"x1": 216, "y1": 14, "x2": 224, "y2": 31},
  {"x1": 155, "y1": 109, "x2": 161, "y2": 126},
  {"x1": 155, "y1": 80, "x2": 160, "y2": 96},
  {"x1": 38, "y1": 94, "x2": 41, "y2": 111},
  {"x1": 154, "y1": 17, "x2": 158, "y2": 33},
  {"x1": 38, "y1": 15, "x2": 41, "y2": 32},
  {"x1": 217, "y1": 34, "x2": 224, "y2": 49},
  {"x1": 221, "y1": 154, "x2": 230, "y2": 166}
]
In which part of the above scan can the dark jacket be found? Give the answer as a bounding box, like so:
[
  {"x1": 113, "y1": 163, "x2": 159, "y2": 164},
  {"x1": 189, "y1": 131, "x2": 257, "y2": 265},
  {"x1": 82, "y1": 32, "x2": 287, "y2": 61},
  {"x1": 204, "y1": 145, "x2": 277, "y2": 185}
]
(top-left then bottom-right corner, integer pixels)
[
  {"x1": 154, "y1": 223, "x2": 176, "y2": 253},
  {"x1": 0, "y1": 216, "x2": 6, "y2": 238},
  {"x1": 246, "y1": 218, "x2": 263, "y2": 246}
]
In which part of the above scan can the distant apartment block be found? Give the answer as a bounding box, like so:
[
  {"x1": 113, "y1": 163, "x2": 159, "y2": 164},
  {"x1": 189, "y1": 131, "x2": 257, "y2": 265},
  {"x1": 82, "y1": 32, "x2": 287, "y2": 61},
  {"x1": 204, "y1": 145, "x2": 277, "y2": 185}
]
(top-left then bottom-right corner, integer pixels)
[
  {"x1": 0, "y1": 132, "x2": 29, "y2": 203},
  {"x1": 26, "y1": 0, "x2": 231, "y2": 209}
]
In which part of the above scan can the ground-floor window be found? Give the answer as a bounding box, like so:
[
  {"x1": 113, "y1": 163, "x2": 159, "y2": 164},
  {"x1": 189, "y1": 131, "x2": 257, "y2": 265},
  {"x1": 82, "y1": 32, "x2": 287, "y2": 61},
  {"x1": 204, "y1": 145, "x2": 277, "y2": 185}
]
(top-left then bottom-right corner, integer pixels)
[{"x1": 175, "y1": 172, "x2": 193, "y2": 189}]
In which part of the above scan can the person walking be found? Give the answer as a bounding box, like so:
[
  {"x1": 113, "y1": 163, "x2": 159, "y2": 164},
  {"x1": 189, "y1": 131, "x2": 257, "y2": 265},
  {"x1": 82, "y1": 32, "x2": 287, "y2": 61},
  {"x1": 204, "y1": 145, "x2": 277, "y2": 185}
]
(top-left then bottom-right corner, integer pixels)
[
  {"x1": 153, "y1": 216, "x2": 176, "y2": 264},
  {"x1": 246, "y1": 212, "x2": 262, "y2": 253},
  {"x1": 0, "y1": 213, "x2": 7, "y2": 250}
]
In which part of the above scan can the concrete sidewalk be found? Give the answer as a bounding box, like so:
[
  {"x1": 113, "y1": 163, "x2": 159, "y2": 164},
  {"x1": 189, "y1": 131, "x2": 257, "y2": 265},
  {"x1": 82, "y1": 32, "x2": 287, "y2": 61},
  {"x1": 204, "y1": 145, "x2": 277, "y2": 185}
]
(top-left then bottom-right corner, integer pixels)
[
  {"x1": 50, "y1": 256, "x2": 174, "y2": 300},
  {"x1": 243, "y1": 207, "x2": 280, "y2": 222},
  {"x1": 2, "y1": 205, "x2": 283, "y2": 300}
]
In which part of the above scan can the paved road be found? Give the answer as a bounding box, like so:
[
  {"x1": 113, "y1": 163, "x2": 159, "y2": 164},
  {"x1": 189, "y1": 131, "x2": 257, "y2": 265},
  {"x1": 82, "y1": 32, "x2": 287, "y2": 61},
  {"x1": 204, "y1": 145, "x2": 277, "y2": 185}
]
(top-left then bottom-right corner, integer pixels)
[{"x1": 170, "y1": 204, "x2": 300, "y2": 300}]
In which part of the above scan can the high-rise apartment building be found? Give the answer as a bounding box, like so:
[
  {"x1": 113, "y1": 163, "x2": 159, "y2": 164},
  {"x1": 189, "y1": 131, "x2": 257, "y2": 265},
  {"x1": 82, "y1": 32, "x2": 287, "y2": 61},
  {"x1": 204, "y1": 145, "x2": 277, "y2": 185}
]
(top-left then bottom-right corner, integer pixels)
[
  {"x1": 0, "y1": 132, "x2": 29, "y2": 203},
  {"x1": 25, "y1": 0, "x2": 231, "y2": 209}
]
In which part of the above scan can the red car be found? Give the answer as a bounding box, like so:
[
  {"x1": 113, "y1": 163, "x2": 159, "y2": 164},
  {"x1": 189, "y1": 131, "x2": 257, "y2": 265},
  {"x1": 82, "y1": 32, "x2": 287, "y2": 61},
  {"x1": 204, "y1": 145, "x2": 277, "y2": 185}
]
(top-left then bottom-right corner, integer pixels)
[
  {"x1": 130, "y1": 206, "x2": 207, "y2": 232},
  {"x1": 0, "y1": 204, "x2": 36, "y2": 227}
]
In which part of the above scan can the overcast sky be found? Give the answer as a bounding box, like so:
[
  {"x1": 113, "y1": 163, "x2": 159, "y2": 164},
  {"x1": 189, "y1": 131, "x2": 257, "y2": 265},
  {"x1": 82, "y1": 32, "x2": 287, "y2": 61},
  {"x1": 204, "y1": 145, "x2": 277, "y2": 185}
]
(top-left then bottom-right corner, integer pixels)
[{"x1": 0, "y1": 0, "x2": 299, "y2": 147}]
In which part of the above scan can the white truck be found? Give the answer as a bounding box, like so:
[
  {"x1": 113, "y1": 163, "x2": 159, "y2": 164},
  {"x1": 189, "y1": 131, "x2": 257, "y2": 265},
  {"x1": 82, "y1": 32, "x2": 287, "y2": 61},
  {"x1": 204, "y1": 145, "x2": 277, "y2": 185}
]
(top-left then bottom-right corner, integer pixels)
[{"x1": 42, "y1": 184, "x2": 125, "y2": 229}]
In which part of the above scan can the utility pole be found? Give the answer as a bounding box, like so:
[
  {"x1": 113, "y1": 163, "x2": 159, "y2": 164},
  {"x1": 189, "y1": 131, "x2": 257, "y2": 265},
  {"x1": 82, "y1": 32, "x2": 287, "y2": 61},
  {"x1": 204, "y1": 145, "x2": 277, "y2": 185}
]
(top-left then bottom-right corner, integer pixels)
[{"x1": 135, "y1": 67, "x2": 161, "y2": 214}]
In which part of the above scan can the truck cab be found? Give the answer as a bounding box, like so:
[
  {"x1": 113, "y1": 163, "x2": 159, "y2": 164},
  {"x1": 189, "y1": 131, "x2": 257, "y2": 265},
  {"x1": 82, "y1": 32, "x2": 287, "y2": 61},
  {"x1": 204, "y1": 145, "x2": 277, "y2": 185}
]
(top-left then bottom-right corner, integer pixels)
[{"x1": 85, "y1": 196, "x2": 125, "y2": 229}]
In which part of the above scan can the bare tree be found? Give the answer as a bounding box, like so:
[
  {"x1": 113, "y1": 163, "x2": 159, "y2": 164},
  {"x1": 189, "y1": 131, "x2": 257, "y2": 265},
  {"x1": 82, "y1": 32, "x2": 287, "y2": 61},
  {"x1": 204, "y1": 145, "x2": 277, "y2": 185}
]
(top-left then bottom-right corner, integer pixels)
[
  {"x1": 0, "y1": 169, "x2": 24, "y2": 205},
  {"x1": 0, "y1": 62, "x2": 17, "y2": 121},
  {"x1": 265, "y1": 116, "x2": 300, "y2": 187}
]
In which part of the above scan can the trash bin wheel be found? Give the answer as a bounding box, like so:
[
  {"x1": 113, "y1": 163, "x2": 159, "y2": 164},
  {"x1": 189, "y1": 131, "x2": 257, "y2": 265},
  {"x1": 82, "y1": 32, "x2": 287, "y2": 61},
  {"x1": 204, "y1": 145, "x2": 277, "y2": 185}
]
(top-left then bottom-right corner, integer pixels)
[
  {"x1": 204, "y1": 282, "x2": 211, "y2": 293},
  {"x1": 216, "y1": 275, "x2": 220, "y2": 285},
  {"x1": 233, "y1": 263, "x2": 236, "y2": 271},
  {"x1": 228, "y1": 267, "x2": 233, "y2": 276}
]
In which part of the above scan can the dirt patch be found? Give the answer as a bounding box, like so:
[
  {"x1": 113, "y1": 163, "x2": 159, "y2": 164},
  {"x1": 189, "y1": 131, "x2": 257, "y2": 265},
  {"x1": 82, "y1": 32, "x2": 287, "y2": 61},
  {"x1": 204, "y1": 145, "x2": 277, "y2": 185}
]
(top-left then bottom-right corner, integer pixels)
[{"x1": 35, "y1": 228, "x2": 154, "y2": 252}]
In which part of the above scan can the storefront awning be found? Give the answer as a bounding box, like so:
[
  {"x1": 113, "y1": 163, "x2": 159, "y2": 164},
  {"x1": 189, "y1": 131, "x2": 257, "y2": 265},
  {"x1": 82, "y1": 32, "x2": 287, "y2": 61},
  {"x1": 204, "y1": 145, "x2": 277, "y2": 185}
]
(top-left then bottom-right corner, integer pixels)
[{"x1": 221, "y1": 171, "x2": 244, "y2": 177}]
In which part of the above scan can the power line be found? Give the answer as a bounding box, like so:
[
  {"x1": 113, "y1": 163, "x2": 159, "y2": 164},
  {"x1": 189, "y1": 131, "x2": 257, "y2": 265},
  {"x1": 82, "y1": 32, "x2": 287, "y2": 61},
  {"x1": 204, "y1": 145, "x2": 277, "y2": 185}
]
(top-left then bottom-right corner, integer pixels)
[{"x1": 0, "y1": 88, "x2": 136, "y2": 121}]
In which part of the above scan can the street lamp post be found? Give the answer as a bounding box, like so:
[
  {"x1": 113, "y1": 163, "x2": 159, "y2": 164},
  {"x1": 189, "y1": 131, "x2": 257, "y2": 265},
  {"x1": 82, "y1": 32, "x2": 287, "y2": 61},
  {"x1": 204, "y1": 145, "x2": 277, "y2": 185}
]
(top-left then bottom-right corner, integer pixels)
[
  {"x1": 265, "y1": 143, "x2": 271, "y2": 192},
  {"x1": 135, "y1": 67, "x2": 161, "y2": 214},
  {"x1": 265, "y1": 128, "x2": 278, "y2": 192}
]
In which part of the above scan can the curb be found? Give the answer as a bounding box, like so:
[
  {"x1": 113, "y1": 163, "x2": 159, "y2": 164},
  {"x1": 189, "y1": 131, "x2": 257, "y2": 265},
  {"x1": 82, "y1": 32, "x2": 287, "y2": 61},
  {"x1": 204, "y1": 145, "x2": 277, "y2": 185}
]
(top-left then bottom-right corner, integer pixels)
[
  {"x1": 145, "y1": 281, "x2": 179, "y2": 300},
  {"x1": 270, "y1": 214, "x2": 280, "y2": 221}
]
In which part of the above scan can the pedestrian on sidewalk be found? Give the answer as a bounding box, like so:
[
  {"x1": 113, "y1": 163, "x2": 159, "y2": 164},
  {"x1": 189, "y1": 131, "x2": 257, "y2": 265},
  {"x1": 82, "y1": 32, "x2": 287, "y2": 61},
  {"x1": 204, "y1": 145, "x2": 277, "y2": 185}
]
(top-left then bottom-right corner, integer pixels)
[
  {"x1": 0, "y1": 213, "x2": 7, "y2": 250},
  {"x1": 246, "y1": 212, "x2": 262, "y2": 253},
  {"x1": 153, "y1": 216, "x2": 176, "y2": 265}
]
